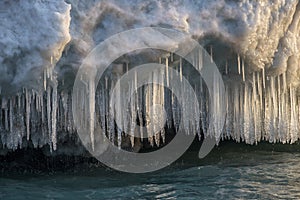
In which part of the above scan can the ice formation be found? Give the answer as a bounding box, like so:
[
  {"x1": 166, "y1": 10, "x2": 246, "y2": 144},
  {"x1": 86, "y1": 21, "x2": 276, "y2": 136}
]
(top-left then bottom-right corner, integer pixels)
[{"x1": 0, "y1": 0, "x2": 300, "y2": 154}]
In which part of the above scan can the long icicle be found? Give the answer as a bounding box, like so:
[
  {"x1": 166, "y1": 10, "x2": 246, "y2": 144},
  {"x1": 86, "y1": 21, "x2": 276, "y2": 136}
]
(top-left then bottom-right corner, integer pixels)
[
  {"x1": 9, "y1": 99, "x2": 13, "y2": 133},
  {"x1": 252, "y1": 73, "x2": 258, "y2": 143},
  {"x1": 160, "y1": 69, "x2": 166, "y2": 143},
  {"x1": 47, "y1": 86, "x2": 52, "y2": 151},
  {"x1": 262, "y1": 67, "x2": 266, "y2": 89},
  {"x1": 257, "y1": 71, "x2": 263, "y2": 111},
  {"x1": 51, "y1": 82, "x2": 58, "y2": 151},
  {"x1": 242, "y1": 58, "x2": 245, "y2": 82},
  {"x1": 25, "y1": 89, "x2": 31, "y2": 141},
  {"x1": 166, "y1": 56, "x2": 169, "y2": 87},
  {"x1": 89, "y1": 75, "x2": 95, "y2": 151},
  {"x1": 283, "y1": 72, "x2": 287, "y2": 93},
  {"x1": 117, "y1": 75, "x2": 123, "y2": 149},
  {"x1": 237, "y1": 54, "x2": 241, "y2": 74},
  {"x1": 179, "y1": 57, "x2": 183, "y2": 82},
  {"x1": 145, "y1": 81, "x2": 152, "y2": 146}
]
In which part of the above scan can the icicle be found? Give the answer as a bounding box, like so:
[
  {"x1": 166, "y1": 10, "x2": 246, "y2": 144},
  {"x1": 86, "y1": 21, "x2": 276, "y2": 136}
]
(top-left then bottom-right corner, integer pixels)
[
  {"x1": 242, "y1": 83, "x2": 250, "y2": 143},
  {"x1": 277, "y1": 75, "x2": 281, "y2": 102},
  {"x1": 257, "y1": 71, "x2": 263, "y2": 111},
  {"x1": 210, "y1": 45, "x2": 213, "y2": 63},
  {"x1": 225, "y1": 60, "x2": 228, "y2": 75},
  {"x1": 104, "y1": 77, "x2": 110, "y2": 139},
  {"x1": 115, "y1": 74, "x2": 122, "y2": 149},
  {"x1": 277, "y1": 75, "x2": 282, "y2": 141},
  {"x1": 145, "y1": 84, "x2": 150, "y2": 144},
  {"x1": 134, "y1": 69, "x2": 138, "y2": 91},
  {"x1": 239, "y1": 85, "x2": 245, "y2": 142},
  {"x1": 262, "y1": 67, "x2": 266, "y2": 89},
  {"x1": 237, "y1": 54, "x2": 241, "y2": 74},
  {"x1": 271, "y1": 76, "x2": 278, "y2": 142},
  {"x1": 129, "y1": 79, "x2": 136, "y2": 147},
  {"x1": 9, "y1": 99, "x2": 13, "y2": 133},
  {"x1": 160, "y1": 70, "x2": 166, "y2": 143},
  {"x1": 146, "y1": 77, "x2": 154, "y2": 147},
  {"x1": 198, "y1": 50, "x2": 203, "y2": 71},
  {"x1": 166, "y1": 57, "x2": 169, "y2": 87},
  {"x1": 163, "y1": 66, "x2": 171, "y2": 130},
  {"x1": 47, "y1": 86, "x2": 52, "y2": 150},
  {"x1": 182, "y1": 77, "x2": 190, "y2": 135},
  {"x1": 25, "y1": 89, "x2": 31, "y2": 140},
  {"x1": 252, "y1": 73, "x2": 257, "y2": 103},
  {"x1": 179, "y1": 57, "x2": 183, "y2": 82},
  {"x1": 153, "y1": 70, "x2": 160, "y2": 146},
  {"x1": 38, "y1": 94, "x2": 42, "y2": 112},
  {"x1": 109, "y1": 79, "x2": 116, "y2": 143},
  {"x1": 193, "y1": 84, "x2": 200, "y2": 137},
  {"x1": 40, "y1": 92, "x2": 45, "y2": 125},
  {"x1": 35, "y1": 93, "x2": 38, "y2": 111},
  {"x1": 4, "y1": 106, "x2": 8, "y2": 131},
  {"x1": 233, "y1": 86, "x2": 241, "y2": 142},
  {"x1": 224, "y1": 84, "x2": 231, "y2": 140},
  {"x1": 46, "y1": 67, "x2": 50, "y2": 79},
  {"x1": 279, "y1": 83, "x2": 288, "y2": 143},
  {"x1": 270, "y1": 76, "x2": 275, "y2": 98},
  {"x1": 159, "y1": 57, "x2": 162, "y2": 64},
  {"x1": 265, "y1": 88, "x2": 274, "y2": 142},
  {"x1": 100, "y1": 85, "x2": 107, "y2": 136},
  {"x1": 289, "y1": 85, "x2": 298, "y2": 143},
  {"x1": 252, "y1": 73, "x2": 261, "y2": 143},
  {"x1": 137, "y1": 84, "x2": 143, "y2": 142},
  {"x1": 171, "y1": 53, "x2": 174, "y2": 62},
  {"x1": 89, "y1": 76, "x2": 95, "y2": 151},
  {"x1": 130, "y1": 107, "x2": 135, "y2": 147},
  {"x1": 43, "y1": 70, "x2": 47, "y2": 91},
  {"x1": 51, "y1": 82, "x2": 58, "y2": 151},
  {"x1": 242, "y1": 58, "x2": 245, "y2": 82},
  {"x1": 2, "y1": 98, "x2": 8, "y2": 131},
  {"x1": 283, "y1": 72, "x2": 287, "y2": 93},
  {"x1": 200, "y1": 77, "x2": 208, "y2": 136},
  {"x1": 134, "y1": 69, "x2": 139, "y2": 142},
  {"x1": 17, "y1": 94, "x2": 21, "y2": 109},
  {"x1": 270, "y1": 77, "x2": 277, "y2": 116}
]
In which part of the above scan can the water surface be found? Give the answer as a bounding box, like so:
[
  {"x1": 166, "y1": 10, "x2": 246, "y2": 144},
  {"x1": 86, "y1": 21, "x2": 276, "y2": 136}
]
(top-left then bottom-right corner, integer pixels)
[{"x1": 1, "y1": 142, "x2": 300, "y2": 199}]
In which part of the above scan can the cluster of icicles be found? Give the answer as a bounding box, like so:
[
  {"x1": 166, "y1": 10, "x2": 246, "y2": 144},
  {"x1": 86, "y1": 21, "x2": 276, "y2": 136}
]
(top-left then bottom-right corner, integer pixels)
[
  {"x1": 0, "y1": 57, "x2": 76, "y2": 151},
  {"x1": 224, "y1": 61, "x2": 299, "y2": 144},
  {"x1": 0, "y1": 51, "x2": 299, "y2": 152}
]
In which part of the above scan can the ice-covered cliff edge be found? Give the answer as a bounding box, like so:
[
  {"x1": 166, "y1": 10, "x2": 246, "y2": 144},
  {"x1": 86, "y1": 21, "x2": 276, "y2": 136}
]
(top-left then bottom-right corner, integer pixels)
[
  {"x1": 0, "y1": 0, "x2": 299, "y2": 154},
  {"x1": 67, "y1": 0, "x2": 300, "y2": 79},
  {"x1": 0, "y1": 0, "x2": 71, "y2": 94}
]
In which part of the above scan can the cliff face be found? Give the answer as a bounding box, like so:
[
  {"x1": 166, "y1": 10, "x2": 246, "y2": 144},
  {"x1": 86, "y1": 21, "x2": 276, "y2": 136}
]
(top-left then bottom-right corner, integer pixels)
[{"x1": 0, "y1": 0, "x2": 299, "y2": 155}]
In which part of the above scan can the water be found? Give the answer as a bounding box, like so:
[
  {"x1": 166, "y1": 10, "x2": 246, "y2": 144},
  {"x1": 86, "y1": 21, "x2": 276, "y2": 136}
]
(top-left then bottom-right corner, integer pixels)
[{"x1": 1, "y1": 142, "x2": 300, "y2": 199}]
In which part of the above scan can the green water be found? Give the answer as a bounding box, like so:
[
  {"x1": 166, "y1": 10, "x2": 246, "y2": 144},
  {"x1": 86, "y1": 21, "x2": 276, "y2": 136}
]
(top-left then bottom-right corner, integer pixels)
[{"x1": 1, "y1": 142, "x2": 300, "y2": 199}]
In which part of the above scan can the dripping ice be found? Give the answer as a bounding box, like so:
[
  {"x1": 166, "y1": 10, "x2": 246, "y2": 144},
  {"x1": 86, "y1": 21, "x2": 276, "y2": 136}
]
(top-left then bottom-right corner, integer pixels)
[{"x1": 1, "y1": 47, "x2": 300, "y2": 152}]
